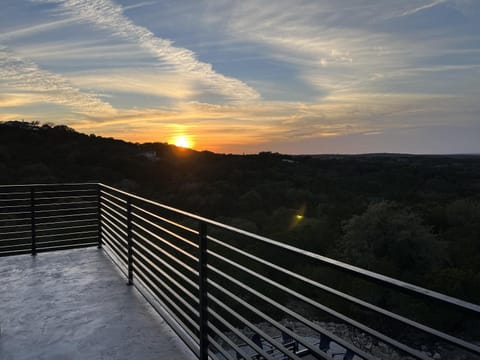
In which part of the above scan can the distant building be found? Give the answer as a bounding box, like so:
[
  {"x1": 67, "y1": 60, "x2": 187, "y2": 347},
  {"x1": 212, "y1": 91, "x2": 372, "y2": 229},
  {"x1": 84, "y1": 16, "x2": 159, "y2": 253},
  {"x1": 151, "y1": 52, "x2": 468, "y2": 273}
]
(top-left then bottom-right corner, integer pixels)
[{"x1": 139, "y1": 151, "x2": 159, "y2": 161}]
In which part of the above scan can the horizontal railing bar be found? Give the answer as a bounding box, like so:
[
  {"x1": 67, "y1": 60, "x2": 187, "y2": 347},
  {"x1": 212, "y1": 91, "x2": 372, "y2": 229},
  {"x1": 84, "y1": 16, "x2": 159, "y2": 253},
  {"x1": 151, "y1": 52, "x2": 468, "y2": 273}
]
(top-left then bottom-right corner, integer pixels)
[
  {"x1": 132, "y1": 221, "x2": 198, "y2": 262},
  {"x1": 101, "y1": 220, "x2": 128, "y2": 245},
  {"x1": 205, "y1": 342, "x2": 222, "y2": 360},
  {"x1": 208, "y1": 322, "x2": 252, "y2": 360},
  {"x1": 0, "y1": 238, "x2": 32, "y2": 246},
  {"x1": 103, "y1": 242, "x2": 128, "y2": 275},
  {"x1": 134, "y1": 248, "x2": 199, "y2": 315},
  {"x1": 208, "y1": 335, "x2": 236, "y2": 360},
  {"x1": 99, "y1": 183, "x2": 480, "y2": 314},
  {"x1": 103, "y1": 227, "x2": 129, "y2": 255},
  {"x1": 102, "y1": 222, "x2": 128, "y2": 247},
  {"x1": 35, "y1": 195, "x2": 97, "y2": 201},
  {"x1": 35, "y1": 242, "x2": 98, "y2": 252},
  {"x1": 131, "y1": 204, "x2": 198, "y2": 236},
  {"x1": 208, "y1": 290, "x2": 316, "y2": 360},
  {"x1": 209, "y1": 249, "x2": 428, "y2": 360},
  {"x1": 0, "y1": 182, "x2": 97, "y2": 189},
  {"x1": 100, "y1": 189, "x2": 127, "y2": 204},
  {"x1": 0, "y1": 229, "x2": 31, "y2": 236},
  {"x1": 100, "y1": 200, "x2": 128, "y2": 221},
  {"x1": 208, "y1": 236, "x2": 479, "y2": 355},
  {"x1": 34, "y1": 200, "x2": 97, "y2": 207},
  {"x1": 208, "y1": 266, "x2": 373, "y2": 360},
  {"x1": 0, "y1": 211, "x2": 30, "y2": 216},
  {"x1": 35, "y1": 212, "x2": 97, "y2": 220},
  {"x1": 36, "y1": 237, "x2": 99, "y2": 246},
  {"x1": 134, "y1": 264, "x2": 200, "y2": 332},
  {"x1": 36, "y1": 218, "x2": 96, "y2": 227},
  {"x1": 102, "y1": 237, "x2": 127, "y2": 263},
  {"x1": 132, "y1": 230, "x2": 199, "y2": 279},
  {"x1": 36, "y1": 230, "x2": 98, "y2": 239},
  {"x1": 134, "y1": 242, "x2": 199, "y2": 301},
  {"x1": 0, "y1": 223, "x2": 30, "y2": 230},
  {"x1": 0, "y1": 249, "x2": 31, "y2": 256},
  {"x1": 0, "y1": 243, "x2": 31, "y2": 250},
  {"x1": 132, "y1": 268, "x2": 200, "y2": 354},
  {"x1": 102, "y1": 235, "x2": 128, "y2": 263},
  {"x1": 103, "y1": 229, "x2": 127, "y2": 254},
  {"x1": 100, "y1": 209, "x2": 128, "y2": 241},
  {"x1": 0, "y1": 191, "x2": 30, "y2": 196},
  {"x1": 100, "y1": 213, "x2": 128, "y2": 237},
  {"x1": 207, "y1": 307, "x2": 274, "y2": 360},
  {"x1": 35, "y1": 224, "x2": 97, "y2": 233},
  {"x1": 0, "y1": 236, "x2": 31, "y2": 243},
  {"x1": 0, "y1": 198, "x2": 29, "y2": 203},
  {"x1": 102, "y1": 224, "x2": 127, "y2": 247},
  {"x1": 100, "y1": 205, "x2": 128, "y2": 229},
  {"x1": 132, "y1": 211, "x2": 198, "y2": 249},
  {"x1": 0, "y1": 204, "x2": 30, "y2": 210},
  {"x1": 34, "y1": 191, "x2": 97, "y2": 197},
  {"x1": 100, "y1": 195, "x2": 128, "y2": 214},
  {"x1": 34, "y1": 206, "x2": 98, "y2": 214},
  {"x1": 133, "y1": 230, "x2": 198, "y2": 276}
]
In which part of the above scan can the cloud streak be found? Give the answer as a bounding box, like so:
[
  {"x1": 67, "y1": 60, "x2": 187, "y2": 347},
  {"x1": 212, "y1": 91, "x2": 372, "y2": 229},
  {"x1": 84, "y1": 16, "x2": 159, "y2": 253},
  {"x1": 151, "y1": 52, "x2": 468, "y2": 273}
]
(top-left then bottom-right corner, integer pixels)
[
  {"x1": 400, "y1": 0, "x2": 447, "y2": 17},
  {"x1": 34, "y1": 0, "x2": 260, "y2": 101},
  {"x1": 0, "y1": 47, "x2": 115, "y2": 115}
]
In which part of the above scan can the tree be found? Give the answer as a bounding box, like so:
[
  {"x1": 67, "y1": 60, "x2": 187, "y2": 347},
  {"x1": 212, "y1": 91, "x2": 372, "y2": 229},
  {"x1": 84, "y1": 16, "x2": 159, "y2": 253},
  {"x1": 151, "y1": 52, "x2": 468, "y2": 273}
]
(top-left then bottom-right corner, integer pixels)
[{"x1": 338, "y1": 201, "x2": 445, "y2": 282}]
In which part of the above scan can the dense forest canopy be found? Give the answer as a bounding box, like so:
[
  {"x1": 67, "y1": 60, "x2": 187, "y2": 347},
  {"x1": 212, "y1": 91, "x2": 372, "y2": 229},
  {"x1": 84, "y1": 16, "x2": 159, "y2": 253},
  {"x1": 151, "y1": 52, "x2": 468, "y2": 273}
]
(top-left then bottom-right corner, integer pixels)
[{"x1": 1, "y1": 121, "x2": 479, "y2": 304}]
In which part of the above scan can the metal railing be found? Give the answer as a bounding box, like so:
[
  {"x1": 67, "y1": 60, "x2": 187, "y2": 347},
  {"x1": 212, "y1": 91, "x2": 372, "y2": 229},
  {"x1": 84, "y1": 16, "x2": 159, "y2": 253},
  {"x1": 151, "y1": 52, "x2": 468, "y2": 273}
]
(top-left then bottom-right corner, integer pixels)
[
  {"x1": 1, "y1": 182, "x2": 479, "y2": 360},
  {"x1": 0, "y1": 183, "x2": 100, "y2": 256}
]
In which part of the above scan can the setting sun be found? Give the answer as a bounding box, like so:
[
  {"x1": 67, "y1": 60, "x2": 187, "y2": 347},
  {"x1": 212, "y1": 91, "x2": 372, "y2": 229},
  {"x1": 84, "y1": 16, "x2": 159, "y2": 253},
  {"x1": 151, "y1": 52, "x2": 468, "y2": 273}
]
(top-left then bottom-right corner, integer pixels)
[{"x1": 173, "y1": 135, "x2": 193, "y2": 148}]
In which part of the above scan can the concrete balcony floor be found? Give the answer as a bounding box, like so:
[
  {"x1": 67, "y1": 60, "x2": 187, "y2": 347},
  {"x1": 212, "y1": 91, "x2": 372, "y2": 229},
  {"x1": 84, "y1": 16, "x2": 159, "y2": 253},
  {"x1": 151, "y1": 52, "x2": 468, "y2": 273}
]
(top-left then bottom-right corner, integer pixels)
[{"x1": 0, "y1": 248, "x2": 194, "y2": 360}]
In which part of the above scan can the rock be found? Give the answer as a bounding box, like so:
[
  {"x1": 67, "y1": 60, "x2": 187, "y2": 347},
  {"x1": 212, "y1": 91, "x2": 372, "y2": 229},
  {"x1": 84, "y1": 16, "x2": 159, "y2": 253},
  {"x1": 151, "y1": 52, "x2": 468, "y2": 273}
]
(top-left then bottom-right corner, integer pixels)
[{"x1": 433, "y1": 352, "x2": 441, "y2": 359}]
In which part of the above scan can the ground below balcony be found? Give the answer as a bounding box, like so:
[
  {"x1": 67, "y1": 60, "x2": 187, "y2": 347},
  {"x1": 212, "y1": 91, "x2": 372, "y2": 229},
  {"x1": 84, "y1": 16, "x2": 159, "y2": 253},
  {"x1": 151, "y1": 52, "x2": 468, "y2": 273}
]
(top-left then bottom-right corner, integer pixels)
[{"x1": 0, "y1": 247, "x2": 195, "y2": 360}]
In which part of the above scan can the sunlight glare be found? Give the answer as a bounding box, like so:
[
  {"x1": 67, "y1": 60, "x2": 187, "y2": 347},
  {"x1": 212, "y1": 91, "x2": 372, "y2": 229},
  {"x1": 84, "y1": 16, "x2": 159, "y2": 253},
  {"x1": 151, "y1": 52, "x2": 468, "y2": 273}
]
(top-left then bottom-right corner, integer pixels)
[{"x1": 173, "y1": 135, "x2": 192, "y2": 148}]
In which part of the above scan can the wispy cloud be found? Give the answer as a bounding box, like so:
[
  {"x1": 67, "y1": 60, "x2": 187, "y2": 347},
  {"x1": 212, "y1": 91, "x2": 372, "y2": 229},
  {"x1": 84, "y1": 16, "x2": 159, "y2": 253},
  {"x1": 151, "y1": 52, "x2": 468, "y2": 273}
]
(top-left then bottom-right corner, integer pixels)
[
  {"x1": 123, "y1": 1, "x2": 156, "y2": 12},
  {"x1": 400, "y1": 0, "x2": 447, "y2": 17},
  {"x1": 0, "y1": 18, "x2": 76, "y2": 41},
  {"x1": 0, "y1": 47, "x2": 115, "y2": 115},
  {"x1": 33, "y1": 0, "x2": 260, "y2": 102},
  {"x1": 66, "y1": 68, "x2": 198, "y2": 99}
]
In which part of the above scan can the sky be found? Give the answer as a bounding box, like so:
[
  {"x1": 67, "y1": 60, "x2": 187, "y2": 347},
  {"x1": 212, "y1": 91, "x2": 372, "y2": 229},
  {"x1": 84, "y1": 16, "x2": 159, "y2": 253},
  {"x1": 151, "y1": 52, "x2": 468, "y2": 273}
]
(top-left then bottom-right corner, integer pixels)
[{"x1": 1, "y1": 0, "x2": 480, "y2": 154}]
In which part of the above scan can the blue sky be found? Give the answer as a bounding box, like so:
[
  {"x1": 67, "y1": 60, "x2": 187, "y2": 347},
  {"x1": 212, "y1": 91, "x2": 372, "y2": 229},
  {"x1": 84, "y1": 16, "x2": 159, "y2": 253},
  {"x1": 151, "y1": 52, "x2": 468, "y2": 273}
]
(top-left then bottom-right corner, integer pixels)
[{"x1": 1, "y1": 0, "x2": 479, "y2": 153}]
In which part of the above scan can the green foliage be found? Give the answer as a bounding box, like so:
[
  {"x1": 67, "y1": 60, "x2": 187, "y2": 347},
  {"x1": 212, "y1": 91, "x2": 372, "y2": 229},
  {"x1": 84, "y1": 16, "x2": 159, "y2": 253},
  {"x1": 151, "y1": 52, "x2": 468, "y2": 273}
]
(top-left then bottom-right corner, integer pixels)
[{"x1": 339, "y1": 201, "x2": 446, "y2": 282}]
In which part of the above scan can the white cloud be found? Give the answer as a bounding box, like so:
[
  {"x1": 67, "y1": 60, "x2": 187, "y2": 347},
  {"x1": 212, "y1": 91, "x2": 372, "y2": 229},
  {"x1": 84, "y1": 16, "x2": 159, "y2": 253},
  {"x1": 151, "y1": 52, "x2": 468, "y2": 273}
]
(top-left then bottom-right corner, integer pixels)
[
  {"x1": 0, "y1": 47, "x2": 115, "y2": 115},
  {"x1": 33, "y1": 0, "x2": 260, "y2": 101},
  {"x1": 66, "y1": 68, "x2": 198, "y2": 99},
  {"x1": 0, "y1": 18, "x2": 76, "y2": 41},
  {"x1": 400, "y1": 0, "x2": 447, "y2": 17}
]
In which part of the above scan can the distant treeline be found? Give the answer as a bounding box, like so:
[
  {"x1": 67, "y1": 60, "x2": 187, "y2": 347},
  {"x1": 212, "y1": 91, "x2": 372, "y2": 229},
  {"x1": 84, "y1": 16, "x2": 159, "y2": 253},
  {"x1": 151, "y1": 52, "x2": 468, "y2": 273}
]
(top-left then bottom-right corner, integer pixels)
[{"x1": 1, "y1": 120, "x2": 479, "y2": 308}]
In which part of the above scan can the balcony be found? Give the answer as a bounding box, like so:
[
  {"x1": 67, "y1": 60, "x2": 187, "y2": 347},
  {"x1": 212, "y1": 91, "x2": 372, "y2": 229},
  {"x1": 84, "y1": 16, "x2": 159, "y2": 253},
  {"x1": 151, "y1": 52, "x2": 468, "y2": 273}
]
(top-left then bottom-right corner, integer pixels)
[{"x1": 1, "y1": 183, "x2": 479, "y2": 360}]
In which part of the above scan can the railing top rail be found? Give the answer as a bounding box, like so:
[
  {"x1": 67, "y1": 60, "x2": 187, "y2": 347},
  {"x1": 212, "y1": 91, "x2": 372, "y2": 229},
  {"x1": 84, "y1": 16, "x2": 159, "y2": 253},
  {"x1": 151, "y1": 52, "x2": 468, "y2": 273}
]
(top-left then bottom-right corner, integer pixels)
[
  {"x1": 0, "y1": 183, "x2": 98, "y2": 188},
  {"x1": 98, "y1": 182, "x2": 480, "y2": 315}
]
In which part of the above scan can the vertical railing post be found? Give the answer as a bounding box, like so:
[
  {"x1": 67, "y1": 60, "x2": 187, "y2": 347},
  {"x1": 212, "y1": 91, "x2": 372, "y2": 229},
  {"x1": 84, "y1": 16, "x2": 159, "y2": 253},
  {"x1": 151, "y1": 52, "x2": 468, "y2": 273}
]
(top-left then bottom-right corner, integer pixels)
[
  {"x1": 30, "y1": 186, "x2": 36, "y2": 256},
  {"x1": 127, "y1": 197, "x2": 133, "y2": 285},
  {"x1": 97, "y1": 184, "x2": 103, "y2": 249},
  {"x1": 198, "y1": 221, "x2": 209, "y2": 360}
]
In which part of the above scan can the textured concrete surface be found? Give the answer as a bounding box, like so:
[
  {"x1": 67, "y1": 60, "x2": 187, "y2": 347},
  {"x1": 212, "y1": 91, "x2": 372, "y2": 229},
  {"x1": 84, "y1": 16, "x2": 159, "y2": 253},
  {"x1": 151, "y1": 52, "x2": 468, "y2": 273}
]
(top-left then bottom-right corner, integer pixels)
[{"x1": 0, "y1": 248, "x2": 195, "y2": 360}]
